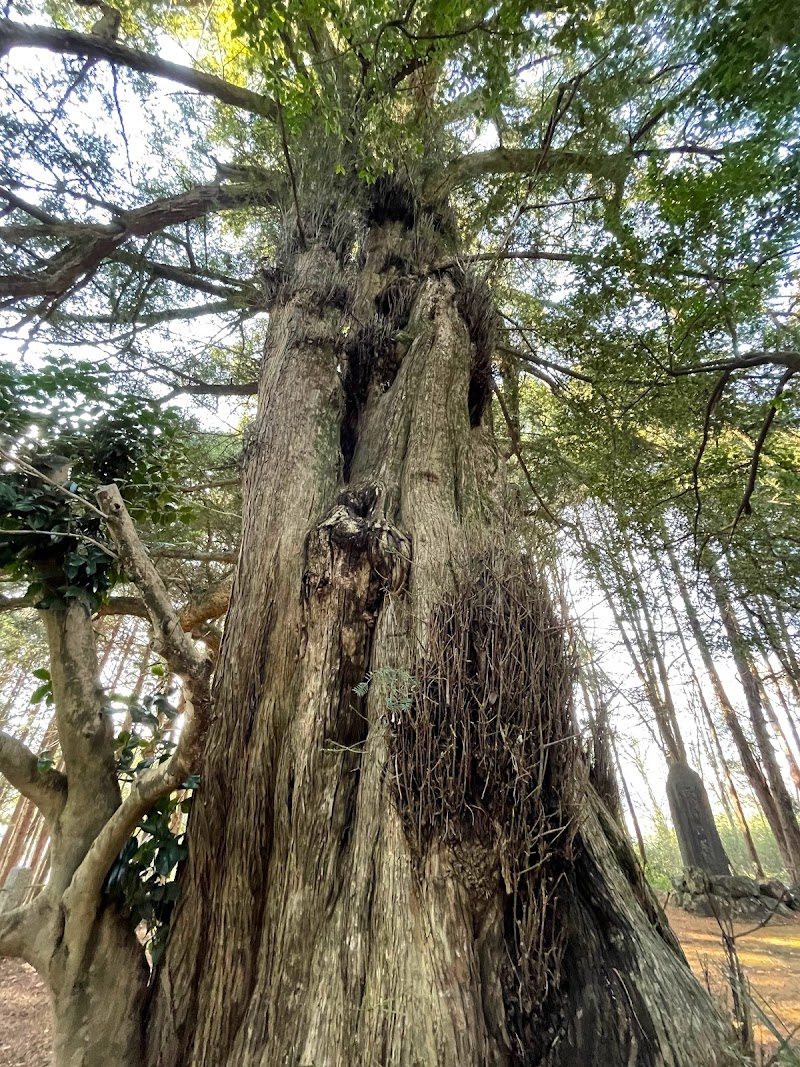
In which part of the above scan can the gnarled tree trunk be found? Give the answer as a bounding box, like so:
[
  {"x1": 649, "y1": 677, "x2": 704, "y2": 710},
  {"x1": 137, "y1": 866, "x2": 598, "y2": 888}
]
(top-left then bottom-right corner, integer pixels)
[
  {"x1": 0, "y1": 602, "x2": 151, "y2": 1067},
  {"x1": 147, "y1": 201, "x2": 736, "y2": 1067}
]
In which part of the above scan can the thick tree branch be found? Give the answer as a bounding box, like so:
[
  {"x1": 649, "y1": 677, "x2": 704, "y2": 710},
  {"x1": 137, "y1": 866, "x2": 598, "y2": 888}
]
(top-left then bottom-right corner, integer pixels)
[
  {"x1": 179, "y1": 579, "x2": 233, "y2": 633},
  {"x1": 109, "y1": 249, "x2": 261, "y2": 302},
  {"x1": 96, "y1": 581, "x2": 232, "y2": 632},
  {"x1": 670, "y1": 351, "x2": 800, "y2": 377},
  {"x1": 0, "y1": 594, "x2": 34, "y2": 614},
  {"x1": 0, "y1": 731, "x2": 67, "y2": 821},
  {"x1": 0, "y1": 19, "x2": 278, "y2": 120},
  {"x1": 0, "y1": 902, "x2": 32, "y2": 960},
  {"x1": 62, "y1": 486, "x2": 215, "y2": 915},
  {"x1": 443, "y1": 147, "x2": 631, "y2": 191},
  {"x1": 0, "y1": 179, "x2": 280, "y2": 301},
  {"x1": 160, "y1": 380, "x2": 258, "y2": 402},
  {"x1": 148, "y1": 546, "x2": 238, "y2": 563}
]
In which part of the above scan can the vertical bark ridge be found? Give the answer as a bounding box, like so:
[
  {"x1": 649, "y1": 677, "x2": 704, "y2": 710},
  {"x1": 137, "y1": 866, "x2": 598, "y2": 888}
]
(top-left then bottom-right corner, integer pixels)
[{"x1": 148, "y1": 216, "x2": 737, "y2": 1067}]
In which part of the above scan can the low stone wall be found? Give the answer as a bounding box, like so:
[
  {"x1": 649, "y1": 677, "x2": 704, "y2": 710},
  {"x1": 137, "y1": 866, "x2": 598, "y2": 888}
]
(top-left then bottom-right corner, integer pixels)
[{"x1": 670, "y1": 867, "x2": 800, "y2": 921}]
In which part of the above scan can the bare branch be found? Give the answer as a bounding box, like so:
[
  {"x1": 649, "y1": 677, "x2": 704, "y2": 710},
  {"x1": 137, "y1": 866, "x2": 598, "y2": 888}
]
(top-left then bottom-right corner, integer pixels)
[
  {"x1": 0, "y1": 594, "x2": 35, "y2": 614},
  {"x1": 160, "y1": 380, "x2": 258, "y2": 403},
  {"x1": 148, "y1": 546, "x2": 238, "y2": 563},
  {"x1": 179, "y1": 579, "x2": 232, "y2": 633},
  {"x1": 0, "y1": 19, "x2": 278, "y2": 120},
  {"x1": 670, "y1": 351, "x2": 800, "y2": 377},
  {"x1": 95, "y1": 484, "x2": 209, "y2": 680},
  {"x1": 0, "y1": 731, "x2": 67, "y2": 821},
  {"x1": 0, "y1": 179, "x2": 280, "y2": 302},
  {"x1": 95, "y1": 580, "x2": 232, "y2": 631},
  {"x1": 726, "y1": 368, "x2": 797, "y2": 543},
  {"x1": 498, "y1": 343, "x2": 593, "y2": 385},
  {"x1": 460, "y1": 248, "x2": 591, "y2": 266}
]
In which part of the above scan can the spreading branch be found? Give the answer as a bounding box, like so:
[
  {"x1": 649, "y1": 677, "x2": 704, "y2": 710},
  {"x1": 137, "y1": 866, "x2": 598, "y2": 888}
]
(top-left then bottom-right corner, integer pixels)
[
  {"x1": 95, "y1": 579, "x2": 233, "y2": 634},
  {"x1": 63, "y1": 485, "x2": 215, "y2": 911},
  {"x1": 0, "y1": 19, "x2": 278, "y2": 120},
  {"x1": 0, "y1": 178, "x2": 281, "y2": 302},
  {"x1": 160, "y1": 380, "x2": 258, "y2": 403},
  {"x1": 149, "y1": 546, "x2": 238, "y2": 563},
  {"x1": 0, "y1": 731, "x2": 67, "y2": 820},
  {"x1": 670, "y1": 351, "x2": 800, "y2": 377},
  {"x1": 443, "y1": 147, "x2": 631, "y2": 191}
]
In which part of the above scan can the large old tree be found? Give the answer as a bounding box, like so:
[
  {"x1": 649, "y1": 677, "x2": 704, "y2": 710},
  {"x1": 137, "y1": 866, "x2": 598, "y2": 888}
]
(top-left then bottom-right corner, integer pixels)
[{"x1": 0, "y1": 0, "x2": 797, "y2": 1064}]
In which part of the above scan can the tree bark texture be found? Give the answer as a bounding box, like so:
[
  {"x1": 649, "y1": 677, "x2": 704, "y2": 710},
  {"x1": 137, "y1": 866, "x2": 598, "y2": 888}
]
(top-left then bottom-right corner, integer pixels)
[
  {"x1": 6, "y1": 604, "x2": 151, "y2": 1067},
  {"x1": 139, "y1": 212, "x2": 735, "y2": 1066}
]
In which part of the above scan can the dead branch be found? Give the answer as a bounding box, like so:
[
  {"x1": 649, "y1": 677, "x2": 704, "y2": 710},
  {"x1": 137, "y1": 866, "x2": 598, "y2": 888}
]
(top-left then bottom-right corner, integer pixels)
[{"x1": 726, "y1": 368, "x2": 796, "y2": 543}]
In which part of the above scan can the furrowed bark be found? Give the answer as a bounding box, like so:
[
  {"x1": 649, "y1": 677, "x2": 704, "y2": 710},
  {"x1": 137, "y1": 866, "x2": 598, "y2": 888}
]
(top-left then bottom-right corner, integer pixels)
[{"x1": 147, "y1": 210, "x2": 735, "y2": 1067}]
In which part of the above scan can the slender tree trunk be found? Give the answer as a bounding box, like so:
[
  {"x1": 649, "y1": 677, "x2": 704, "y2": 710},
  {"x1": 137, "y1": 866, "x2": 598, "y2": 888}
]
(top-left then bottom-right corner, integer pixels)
[
  {"x1": 147, "y1": 216, "x2": 735, "y2": 1067},
  {"x1": 611, "y1": 733, "x2": 648, "y2": 866},
  {"x1": 0, "y1": 604, "x2": 150, "y2": 1067},
  {"x1": 665, "y1": 542, "x2": 795, "y2": 874},
  {"x1": 653, "y1": 545, "x2": 762, "y2": 876},
  {"x1": 708, "y1": 567, "x2": 800, "y2": 883}
]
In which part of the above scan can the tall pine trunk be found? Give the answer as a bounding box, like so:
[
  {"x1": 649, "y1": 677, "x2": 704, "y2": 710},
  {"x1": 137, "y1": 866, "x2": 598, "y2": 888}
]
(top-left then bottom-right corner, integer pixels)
[{"x1": 147, "y1": 203, "x2": 736, "y2": 1066}]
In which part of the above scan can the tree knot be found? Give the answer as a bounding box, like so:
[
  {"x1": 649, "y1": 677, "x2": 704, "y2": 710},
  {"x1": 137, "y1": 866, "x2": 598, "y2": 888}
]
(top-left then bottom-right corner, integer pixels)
[{"x1": 303, "y1": 483, "x2": 411, "y2": 610}]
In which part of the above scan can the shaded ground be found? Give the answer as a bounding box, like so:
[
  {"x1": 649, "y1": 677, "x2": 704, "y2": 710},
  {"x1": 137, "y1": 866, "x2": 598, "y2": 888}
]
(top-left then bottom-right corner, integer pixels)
[
  {"x1": 0, "y1": 958, "x2": 51, "y2": 1067},
  {"x1": 0, "y1": 910, "x2": 798, "y2": 1064}
]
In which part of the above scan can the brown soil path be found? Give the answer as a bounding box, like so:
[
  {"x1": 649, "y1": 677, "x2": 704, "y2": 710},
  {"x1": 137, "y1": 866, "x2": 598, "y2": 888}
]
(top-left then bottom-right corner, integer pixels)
[{"x1": 0, "y1": 958, "x2": 51, "y2": 1067}]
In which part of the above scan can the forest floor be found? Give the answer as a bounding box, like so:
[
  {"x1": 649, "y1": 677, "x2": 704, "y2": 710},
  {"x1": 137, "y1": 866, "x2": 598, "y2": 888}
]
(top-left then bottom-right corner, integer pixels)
[
  {"x1": 666, "y1": 904, "x2": 800, "y2": 1060},
  {"x1": 0, "y1": 908, "x2": 797, "y2": 1064}
]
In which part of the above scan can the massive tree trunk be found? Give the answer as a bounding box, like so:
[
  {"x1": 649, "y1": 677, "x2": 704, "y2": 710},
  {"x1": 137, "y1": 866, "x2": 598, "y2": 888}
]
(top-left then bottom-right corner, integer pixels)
[{"x1": 147, "y1": 200, "x2": 736, "y2": 1067}]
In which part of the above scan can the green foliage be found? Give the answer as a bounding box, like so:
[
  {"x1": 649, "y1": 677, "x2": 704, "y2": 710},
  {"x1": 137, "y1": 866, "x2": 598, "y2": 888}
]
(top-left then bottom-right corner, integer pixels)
[
  {"x1": 104, "y1": 689, "x2": 196, "y2": 965},
  {"x1": 0, "y1": 354, "x2": 200, "y2": 607},
  {"x1": 30, "y1": 667, "x2": 53, "y2": 707},
  {"x1": 232, "y1": 0, "x2": 548, "y2": 178},
  {"x1": 643, "y1": 810, "x2": 789, "y2": 891},
  {"x1": 0, "y1": 476, "x2": 117, "y2": 611}
]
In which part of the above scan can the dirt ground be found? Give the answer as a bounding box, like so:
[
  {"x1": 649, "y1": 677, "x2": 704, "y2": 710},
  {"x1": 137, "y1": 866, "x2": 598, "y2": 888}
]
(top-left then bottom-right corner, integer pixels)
[
  {"x1": 666, "y1": 904, "x2": 800, "y2": 1060},
  {"x1": 0, "y1": 908, "x2": 797, "y2": 1064},
  {"x1": 0, "y1": 957, "x2": 51, "y2": 1067}
]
